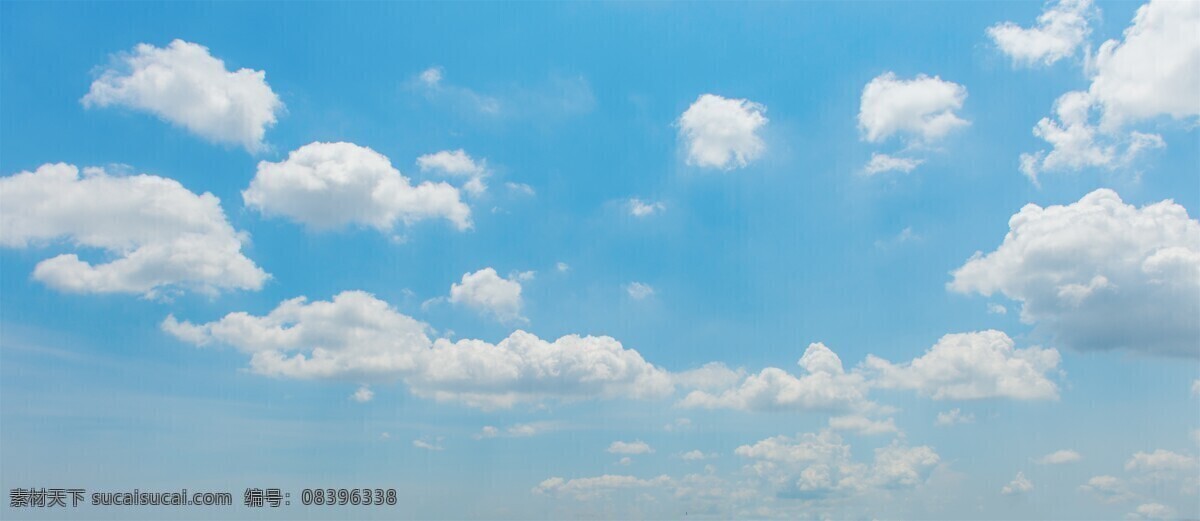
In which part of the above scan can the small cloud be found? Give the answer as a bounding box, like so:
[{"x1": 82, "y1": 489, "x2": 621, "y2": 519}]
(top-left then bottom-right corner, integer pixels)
[
  {"x1": 988, "y1": 303, "x2": 1008, "y2": 315},
  {"x1": 380, "y1": 432, "x2": 391, "y2": 440},
  {"x1": 626, "y1": 282, "x2": 655, "y2": 300},
  {"x1": 617, "y1": 457, "x2": 633, "y2": 466},
  {"x1": 607, "y1": 440, "x2": 653, "y2": 455},
  {"x1": 417, "y1": 149, "x2": 489, "y2": 197},
  {"x1": 475, "y1": 426, "x2": 499, "y2": 440},
  {"x1": 413, "y1": 438, "x2": 445, "y2": 451},
  {"x1": 1001, "y1": 472, "x2": 1033, "y2": 495},
  {"x1": 627, "y1": 198, "x2": 666, "y2": 218},
  {"x1": 681, "y1": 450, "x2": 717, "y2": 461},
  {"x1": 935, "y1": 408, "x2": 975, "y2": 426},
  {"x1": 1037, "y1": 449, "x2": 1081, "y2": 465},
  {"x1": 664, "y1": 418, "x2": 692, "y2": 432},
  {"x1": 678, "y1": 93, "x2": 768, "y2": 170},
  {"x1": 875, "y1": 226, "x2": 920, "y2": 250},
  {"x1": 506, "y1": 182, "x2": 536, "y2": 196},
  {"x1": 419, "y1": 66, "x2": 443, "y2": 86},
  {"x1": 352, "y1": 385, "x2": 374, "y2": 403},
  {"x1": 863, "y1": 153, "x2": 923, "y2": 176},
  {"x1": 556, "y1": 262, "x2": 570, "y2": 273}
]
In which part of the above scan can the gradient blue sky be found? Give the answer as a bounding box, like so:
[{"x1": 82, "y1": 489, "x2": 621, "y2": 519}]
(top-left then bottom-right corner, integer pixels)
[{"x1": 2, "y1": 2, "x2": 1198, "y2": 520}]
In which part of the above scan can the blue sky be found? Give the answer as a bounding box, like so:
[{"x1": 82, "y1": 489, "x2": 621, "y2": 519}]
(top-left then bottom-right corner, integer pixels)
[{"x1": 1, "y1": 1, "x2": 1198, "y2": 519}]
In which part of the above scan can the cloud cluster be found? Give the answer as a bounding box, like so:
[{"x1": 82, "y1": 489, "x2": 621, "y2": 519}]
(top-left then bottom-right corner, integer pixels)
[
  {"x1": 950, "y1": 189, "x2": 1200, "y2": 357},
  {"x1": 678, "y1": 94, "x2": 768, "y2": 170},
  {"x1": 1020, "y1": 0, "x2": 1199, "y2": 180},
  {"x1": 82, "y1": 40, "x2": 283, "y2": 152},
  {"x1": 988, "y1": 0, "x2": 1094, "y2": 66},
  {"x1": 0, "y1": 163, "x2": 267, "y2": 297},
  {"x1": 862, "y1": 330, "x2": 1061, "y2": 400},
  {"x1": 417, "y1": 149, "x2": 489, "y2": 197},
  {"x1": 243, "y1": 142, "x2": 471, "y2": 232},
  {"x1": 162, "y1": 290, "x2": 672, "y2": 409},
  {"x1": 448, "y1": 267, "x2": 527, "y2": 323}
]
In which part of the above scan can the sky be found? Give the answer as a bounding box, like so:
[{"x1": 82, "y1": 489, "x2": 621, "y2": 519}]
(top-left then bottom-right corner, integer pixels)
[{"x1": 0, "y1": 1, "x2": 1198, "y2": 520}]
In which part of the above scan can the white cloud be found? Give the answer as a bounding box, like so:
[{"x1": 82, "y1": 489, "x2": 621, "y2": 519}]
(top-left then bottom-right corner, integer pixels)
[
  {"x1": 935, "y1": 408, "x2": 975, "y2": 426},
  {"x1": 863, "y1": 330, "x2": 1060, "y2": 400},
  {"x1": 735, "y1": 430, "x2": 939, "y2": 498},
  {"x1": 608, "y1": 440, "x2": 654, "y2": 455},
  {"x1": 950, "y1": 189, "x2": 1200, "y2": 357},
  {"x1": 988, "y1": 303, "x2": 1008, "y2": 315},
  {"x1": 351, "y1": 385, "x2": 374, "y2": 403},
  {"x1": 244, "y1": 142, "x2": 471, "y2": 232},
  {"x1": 1125, "y1": 449, "x2": 1197, "y2": 477},
  {"x1": 863, "y1": 153, "x2": 923, "y2": 175},
  {"x1": 681, "y1": 450, "x2": 716, "y2": 461},
  {"x1": 663, "y1": 418, "x2": 692, "y2": 432},
  {"x1": 0, "y1": 163, "x2": 267, "y2": 297},
  {"x1": 1128, "y1": 503, "x2": 1176, "y2": 520},
  {"x1": 82, "y1": 40, "x2": 282, "y2": 152},
  {"x1": 414, "y1": 66, "x2": 593, "y2": 120},
  {"x1": 1001, "y1": 471, "x2": 1034, "y2": 495},
  {"x1": 827, "y1": 416, "x2": 899, "y2": 436},
  {"x1": 533, "y1": 475, "x2": 672, "y2": 501},
  {"x1": 988, "y1": 0, "x2": 1094, "y2": 66},
  {"x1": 625, "y1": 282, "x2": 655, "y2": 300},
  {"x1": 1021, "y1": 0, "x2": 1199, "y2": 179},
  {"x1": 475, "y1": 422, "x2": 557, "y2": 439},
  {"x1": 678, "y1": 343, "x2": 874, "y2": 412},
  {"x1": 556, "y1": 262, "x2": 570, "y2": 273},
  {"x1": 475, "y1": 426, "x2": 499, "y2": 439},
  {"x1": 449, "y1": 267, "x2": 526, "y2": 323},
  {"x1": 413, "y1": 438, "x2": 444, "y2": 451},
  {"x1": 617, "y1": 457, "x2": 632, "y2": 466},
  {"x1": 678, "y1": 94, "x2": 768, "y2": 170},
  {"x1": 1079, "y1": 475, "x2": 1134, "y2": 503},
  {"x1": 162, "y1": 291, "x2": 672, "y2": 409},
  {"x1": 506, "y1": 182, "x2": 536, "y2": 197},
  {"x1": 858, "y1": 72, "x2": 969, "y2": 144},
  {"x1": 1193, "y1": 379, "x2": 1200, "y2": 397},
  {"x1": 627, "y1": 198, "x2": 665, "y2": 218},
  {"x1": 1037, "y1": 449, "x2": 1082, "y2": 465},
  {"x1": 417, "y1": 149, "x2": 489, "y2": 197}
]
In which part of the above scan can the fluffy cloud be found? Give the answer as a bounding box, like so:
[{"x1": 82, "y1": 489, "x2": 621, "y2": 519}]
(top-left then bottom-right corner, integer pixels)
[
  {"x1": 681, "y1": 450, "x2": 716, "y2": 461},
  {"x1": 863, "y1": 330, "x2": 1060, "y2": 400},
  {"x1": 950, "y1": 189, "x2": 1200, "y2": 357},
  {"x1": 935, "y1": 408, "x2": 975, "y2": 426},
  {"x1": 1124, "y1": 449, "x2": 1197, "y2": 478},
  {"x1": 476, "y1": 422, "x2": 558, "y2": 439},
  {"x1": 413, "y1": 438, "x2": 444, "y2": 451},
  {"x1": 1001, "y1": 471, "x2": 1034, "y2": 495},
  {"x1": 858, "y1": 72, "x2": 969, "y2": 144},
  {"x1": 82, "y1": 40, "x2": 282, "y2": 152},
  {"x1": 162, "y1": 291, "x2": 672, "y2": 409},
  {"x1": 827, "y1": 416, "x2": 899, "y2": 436},
  {"x1": 448, "y1": 267, "x2": 526, "y2": 323},
  {"x1": 625, "y1": 282, "x2": 655, "y2": 300},
  {"x1": 1020, "y1": 0, "x2": 1198, "y2": 179},
  {"x1": 627, "y1": 198, "x2": 665, "y2": 218},
  {"x1": 735, "y1": 430, "x2": 939, "y2": 498},
  {"x1": 678, "y1": 94, "x2": 768, "y2": 170},
  {"x1": 988, "y1": 0, "x2": 1094, "y2": 66},
  {"x1": 351, "y1": 385, "x2": 374, "y2": 403},
  {"x1": 678, "y1": 343, "x2": 874, "y2": 412},
  {"x1": 1037, "y1": 449, "x2": 1082, "y2": 465},
  {"x1": 863, "y1": 153, "x2": 923, "y2": 176},
  {"x1": 608, "y1": 441, "x2": 654, "y2": 455},
  {"x1": 1078, "y1": 475, "x2": 1133, "y2": 503},
  {"x1": 1128, "y1": 503, "x2": 1176, "y2": 520},
  {"x1": 243, "y1": 142, "x2": 471, "y2": 232},
  {"x1": 0, "y1": 163, "x2": 267, "y2": 297},
  {"x1": 533, "y1": 475, "x2": 672, "y2": 501},
  {"x1": 417, "y1": 149, "x2": 489, "y2": 197}
]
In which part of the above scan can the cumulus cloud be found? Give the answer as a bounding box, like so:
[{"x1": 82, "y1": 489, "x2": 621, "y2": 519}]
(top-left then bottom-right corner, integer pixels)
[
  {"x1": 863, "y1": 153, "x2": 923, "y2": 176},
  {"x1": 1001, "y1": 471, "x2": 1034, "y2": 495},
  {"x1": 448, "y1": 267, "x2": 527, "y2": 323},
  {"x1": 1020, "y1": 0, "x2": 1198, "y2": 180},
  {"x1": 82, "y1": 40, "x2": 282, "y2": 152},
  {"x1": 475, "y1": 422, "x2": 558, "y2": 439},
  {"x1": 935, "y1": 408, "x2": 975, "y2": 426},
  {"x1": 608, "y1": 441, "x2": 654, "y2": 455},
  {"x1": 863, "y1": 330, "x2": 1060, "y2": 400},
  {"x1": 1037, "y1": 449, "x2": 1082, "y2": 465},
  {"x1": 1128, "y1": 503, "x2": 1175, "y2": 520},
  {"x1": 678, "y1": 94, "x2": 768, "y2": 170},
  {"x1": 736, "y1": 430, "x2": 939, "y2": 498},
  {"x1": 858, "y1": 72, "x2": 969, "y2": 144},
  {"x1": 1079, "y1": 475, "x2": 1134, "y2": 503},
  {"x1": 678, "y1": 343, "x2": 874, "y2": 412},
  {"x1": 413, "y1": 438, "x2": 444, "y2": 451},
  {"x1": 1125, "y1": 449, "x2": 1197, "y2": 478},
  {"x1": 533, "y1": 475, "x2": 672, "y2": 501},
  {"x1": 627, "y1": 198, "x2": 665, "y2": 218},
  {"x1": 988, "y1": 0, "x2": 1094, "y2": 66},
  {"x1": 243, "y1": 142, "x2": 471, "y2": 232},
  {"x1": 827, "y1": 416, "x2": 899, "y2": 436},
  {"x1": 417, "y1": 149, "x2": 489, "y2": 197},
  {"x1": 625, "y1": 282, "x2": 655, "y2": 300},
  {"x1": 351, "y1": 385, "x2": 374, "y2": 403},
  {"x1": 0, "y1": 163, "x2": 267, "y2": 297},
  {"x1": 162, "y1": 291, "x2": 672, "y2": 409},
  {"x1": 681, "y1": 450, "x2": 716, "y2": 461},
  {"x1": 950, "y1": 189, "x2": 1200, "y2": 357}
]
